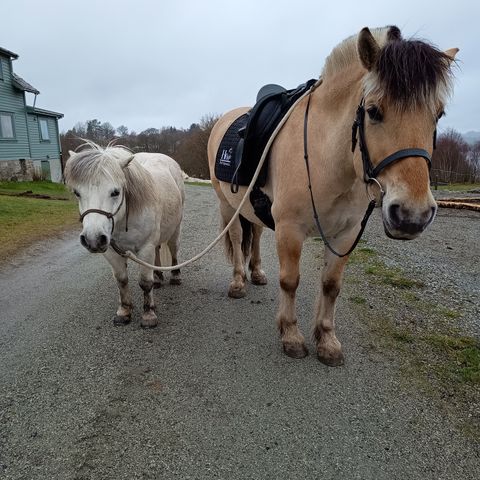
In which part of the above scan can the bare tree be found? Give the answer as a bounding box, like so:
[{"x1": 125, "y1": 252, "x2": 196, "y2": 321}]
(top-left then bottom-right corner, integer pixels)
[
  {"x1": 432, "y1": 129, "x2": 473, "y2": 183},
  {"x1": 60, "y1": 113, "x2": 221, "y2": 178}
]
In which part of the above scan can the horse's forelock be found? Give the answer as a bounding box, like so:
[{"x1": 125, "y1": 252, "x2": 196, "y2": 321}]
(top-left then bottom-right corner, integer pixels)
[
  {"x1": 365, "y1": 38, "x2": 454, "y2": 113},
  {"x1": 322, "y1": 27, "x2": 454, "y2": 114},
  {"x1": 65, "y1": 146, "x2": 127, "y2": 187}
]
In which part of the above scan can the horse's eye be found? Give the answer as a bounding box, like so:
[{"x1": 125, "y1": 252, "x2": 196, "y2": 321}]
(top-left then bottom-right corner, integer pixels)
[
  {"x1": 367, "y1": 106, "x2": 383, "y2": 122},
  {"x1": 73, "y1": 189, "x2": 80, "y2": 198},
  {"x1": 111, "y1": 189, "x2": 120, "y2": 198},
  {"x1": 436, "y1": 110, "x2": 445, "y2": 121}
]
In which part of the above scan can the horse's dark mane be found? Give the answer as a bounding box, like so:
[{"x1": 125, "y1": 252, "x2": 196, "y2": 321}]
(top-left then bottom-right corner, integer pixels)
[
  {"x1": 373, "y1": 37, "x2": 454, "y2": 111},
  {"x1": 322, "y1": 26, "x2": 455, "y2": 113}
]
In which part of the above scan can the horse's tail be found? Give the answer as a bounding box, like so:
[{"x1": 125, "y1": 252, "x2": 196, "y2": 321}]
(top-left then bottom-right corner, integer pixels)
[
  {"x1": 159, "y1": 242, "x2": 172, "y2": 266},
  {"x1": 223, "y1": 214, "x2": 253, "y2": 263}
]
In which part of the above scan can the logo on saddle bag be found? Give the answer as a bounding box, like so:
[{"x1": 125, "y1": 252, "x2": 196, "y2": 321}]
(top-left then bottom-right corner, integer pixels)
[{"x1": 219, "y1": 148, "x2": 233, "y2": 166}]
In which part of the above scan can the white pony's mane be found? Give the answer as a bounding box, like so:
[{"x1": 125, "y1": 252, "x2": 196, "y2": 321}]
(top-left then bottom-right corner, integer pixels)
[{"x1": 64, "y1": 141, "x2": 158, "y2": 214}]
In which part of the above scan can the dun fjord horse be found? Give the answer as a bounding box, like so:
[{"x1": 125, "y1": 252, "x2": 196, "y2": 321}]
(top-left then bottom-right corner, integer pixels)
[
  {"x1": 65, "y1": 143, "x2": 185, "y2": 328},
  {"x1": 208, "y1": 26, "x2": 458, "y2": 365}
]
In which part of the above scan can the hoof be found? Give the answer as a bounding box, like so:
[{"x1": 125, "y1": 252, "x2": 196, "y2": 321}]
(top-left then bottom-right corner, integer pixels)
[
  {"x1": 228, "y1": 286, "x2": 246, "y2": 299},
  {"x1": 317, "y1": 351, "x2": 345, "y2": 367},
  {"x1": 251, "y1": 272, "x2": 268, "y2": 286},
  {"x1": 140, "y1": 318, "x2": 158, "y2": 328},
  {"x1": 283, "y1": 342, "x2": 309, "y2": 359},
  {"x1": 153, "y1": 280, "x2": 163, "y2": 289},
  {"x1": 113, "y1": 315, "x2": 131, "y2": 325},
  {"x1": 141, "y1": 314, "x2": 158, "y2": 329},
  {"x1": 169, "y1": 277, "x2": 182, "y2": 286}
]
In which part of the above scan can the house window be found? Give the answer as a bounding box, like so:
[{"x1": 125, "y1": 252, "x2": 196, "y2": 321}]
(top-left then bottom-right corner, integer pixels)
[
  {"x1": 0, "y1": 113, "x2": 15, "y2": 139},
  {"x1": 39, "y1": 118, "x2": 50, "y2": 141}
]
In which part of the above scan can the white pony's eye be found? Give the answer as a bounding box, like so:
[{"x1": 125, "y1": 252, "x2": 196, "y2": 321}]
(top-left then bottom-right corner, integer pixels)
[
  {"x1": 111, "y1": 189, "x2": 120, "y2": 198},
  {"x1": 73, "y1": 189, "x2": 80, "y2": 198}
]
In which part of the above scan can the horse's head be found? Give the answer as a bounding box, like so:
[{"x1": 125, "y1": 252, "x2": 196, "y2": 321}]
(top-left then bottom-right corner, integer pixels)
[
  {"x1": 65, "y1": 144, "x2": 133, "y2": 253},
  {"x1": 354, "y1": 26, "x2": 458, "y2": 240}
]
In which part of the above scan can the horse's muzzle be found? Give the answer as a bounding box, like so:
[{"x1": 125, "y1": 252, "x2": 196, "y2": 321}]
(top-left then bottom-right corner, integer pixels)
[
  {"x1": 80, "y1": 233, "x2": 109, "y2": 253},
  {"x1": 383, "y1": 203, "x2": 437, "y2": 240}
]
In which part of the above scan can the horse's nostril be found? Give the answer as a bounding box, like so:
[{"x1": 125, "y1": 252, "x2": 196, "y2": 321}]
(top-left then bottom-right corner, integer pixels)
[
  {"x1": 80, "y1": 234, "x2": 88, "y2": 248},
  {"x1": 98, "y1": 234, "x2": 108, "y2": 247},
  {"x1": 388, "y1": 203, "x2": 401, "y2": 225}
]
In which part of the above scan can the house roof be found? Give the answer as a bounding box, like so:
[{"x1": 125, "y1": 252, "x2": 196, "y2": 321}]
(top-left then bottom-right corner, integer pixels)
[
  {"x1": 12, "y1": 73, "x2": 40, "y2": 94},
  {"x1": 0, "y1": 47, "x2": 18, "y2": 59},
  {"x1": 26, "y1": 106, "x2": 64, "y2": 119}
]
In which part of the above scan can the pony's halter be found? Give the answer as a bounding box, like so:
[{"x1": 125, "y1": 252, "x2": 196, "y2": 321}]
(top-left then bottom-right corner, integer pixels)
[
  {"x1": 351, "y1": 98, "x2": 433, "y2": 187},
  {"x1": 78, "y1": 190, "x2": 129, "y2": 234}
]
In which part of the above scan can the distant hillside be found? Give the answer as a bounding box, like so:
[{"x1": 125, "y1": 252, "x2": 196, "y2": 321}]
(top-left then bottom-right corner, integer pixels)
[{"x1": 462, "y1": 131, "x2": 480, "y2": 145}]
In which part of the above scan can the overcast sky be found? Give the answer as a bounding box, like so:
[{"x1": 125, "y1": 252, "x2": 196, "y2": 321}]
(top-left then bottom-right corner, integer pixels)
[{"x1": 2, "y1": 0, "x2": 478, "y2": 134}]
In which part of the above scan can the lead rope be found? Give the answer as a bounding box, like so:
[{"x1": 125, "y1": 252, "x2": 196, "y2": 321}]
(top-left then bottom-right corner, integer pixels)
[
  {"x1": 303, "y1": 93, "x2": 376, "y2": 258},
  {"x1": 110, "y1": 79, "x2": 324, "y2": 272}
]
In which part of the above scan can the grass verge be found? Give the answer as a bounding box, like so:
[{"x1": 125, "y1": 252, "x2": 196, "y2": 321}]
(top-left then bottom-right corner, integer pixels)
[
  {"x1": 0, "y1": 181, "x2": 78, "y2": 264},
  {"x1": 0, "y1": 180, "x2": 73, "y2": 198},
  {"x1": 434, "y1": 182, "x2": 480, "y2": 192},
  {"x1": 184, "y1": 181, "x2": 212, "y2": 187},
  {"x1": 347, "y1": 244, "x2": 480, "y2": 438}
]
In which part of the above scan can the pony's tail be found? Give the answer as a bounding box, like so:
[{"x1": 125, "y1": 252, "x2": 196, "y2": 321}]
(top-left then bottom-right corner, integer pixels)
[
  {"x1": 159, "y1": 242, "x2": 172, "y2": 267},
  {"x1": 223, "y1": 214, "x2": 253, "y2": 264}
]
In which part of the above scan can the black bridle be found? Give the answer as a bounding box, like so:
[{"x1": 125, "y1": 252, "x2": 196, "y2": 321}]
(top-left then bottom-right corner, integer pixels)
[
  {"x1": 351, "y1": 98, "x2": 432, "y2": 182},
  {"x1": 78, "y1": 190, "x2": 129, "y2": 234},
  {"x1": 304, "y1": 94, "x2": 434, "y2": 258}
]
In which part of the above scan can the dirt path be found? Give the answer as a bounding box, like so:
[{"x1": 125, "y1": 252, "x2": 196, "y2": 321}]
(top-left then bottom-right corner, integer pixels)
[{"x1": 0, "y1": 185, "x2": 478, "y2": 480}]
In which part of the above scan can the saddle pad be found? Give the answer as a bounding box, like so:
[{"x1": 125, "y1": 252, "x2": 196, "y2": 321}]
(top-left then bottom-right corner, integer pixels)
[
  {"x1": 215, "y1": 113, "x2": 259, "y2": 185},
  {"x1": 215, "y1": 79, "x2": 317, "y2": 189}
]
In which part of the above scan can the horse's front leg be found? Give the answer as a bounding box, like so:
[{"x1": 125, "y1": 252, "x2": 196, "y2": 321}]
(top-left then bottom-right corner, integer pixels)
[
  {"x1": 275, "y1": 223, "x2": 308, "y2": 358},
  {"x1": 103, "y1": 250, "x2": 132, "y2": 325},
  {"x1": 137, "y1": 244, "x2": 158, "y2": 328},
  {"x1": 313, "y1": 248, "x2": 350, "y2": 366}
]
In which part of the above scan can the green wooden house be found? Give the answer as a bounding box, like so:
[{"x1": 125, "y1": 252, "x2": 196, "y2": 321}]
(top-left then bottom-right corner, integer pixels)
[{"x1": 0, "y1": 46, "x2": 63, "y2": 182}]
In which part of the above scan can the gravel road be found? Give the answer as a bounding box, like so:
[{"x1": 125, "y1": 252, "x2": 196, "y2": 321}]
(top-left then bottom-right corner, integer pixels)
[{"x1": 0, "y1": 184, "x2": 479, "y2": 480}]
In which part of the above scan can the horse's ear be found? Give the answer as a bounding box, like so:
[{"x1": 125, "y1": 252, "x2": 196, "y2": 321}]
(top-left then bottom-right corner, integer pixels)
[
  {"x1": 386, "y1": 25, "x2": 402, "y2": 42},
  {"x1": 358, "y1": 27, "x2": 380, "y2": 71},
  {"x1": 119, "y1": 155, "x2": 134, "y2": 169},
  {"x1": 444, "y1": 48, "x2": 459, "y2": 63}
]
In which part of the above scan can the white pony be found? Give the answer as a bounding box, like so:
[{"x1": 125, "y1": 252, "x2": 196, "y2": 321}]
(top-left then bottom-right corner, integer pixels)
[{"x1": 65, "y1": 142, "x2": 185, "y2": 328}]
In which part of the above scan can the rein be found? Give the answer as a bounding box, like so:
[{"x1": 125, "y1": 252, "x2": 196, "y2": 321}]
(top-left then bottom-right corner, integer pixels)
[
  {"x1": 103, "y1": 82, "x2": 323, "y2": 272},
  {"x1": 79, "y1": 190, "x2": 129, "y2": 234},
  {"x1": 303, "y1": 92, "x2": 433, "y2": 258}
]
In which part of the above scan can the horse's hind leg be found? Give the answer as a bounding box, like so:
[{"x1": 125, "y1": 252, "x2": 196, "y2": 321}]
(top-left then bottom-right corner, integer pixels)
[
  {"x1": 104, "y1": 250, "x2": 132, "y2": 325},
  {"x1": 153, "y1": 245, "x2": 164, "y2": 288},
  {"x1": 249, "y1": 224, "x2": 267, "y2": 285},
  {"x1": 275, "y1": 223, "x2": 308, "y2": 358},
  {"x1": 220, "y1": 202, "x2": 248, "y2": 298},
  {"x1": 313, "y1": 249, "x2": 349, "y2": 366},
  {"x1": 167, "y1": 225, "x2": 182, "y2": 285}
]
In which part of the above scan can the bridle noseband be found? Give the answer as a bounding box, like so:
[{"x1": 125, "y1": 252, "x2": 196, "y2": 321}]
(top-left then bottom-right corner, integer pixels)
[
  {"x1": 303, "y1": 92, "x2": 435, "y2": 258},
  {"x1": 78, "y1": 190, "x2": 129, "y2": 234}
]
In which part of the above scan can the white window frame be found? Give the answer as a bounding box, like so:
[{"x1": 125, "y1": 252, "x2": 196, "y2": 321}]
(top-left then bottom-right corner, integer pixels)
[
  {"x1": 0, "y1": 112, "x2": 15, "y2": 139},
  {"x1": 39, "y1": 117, "x2": 50, "y2": 141}
]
